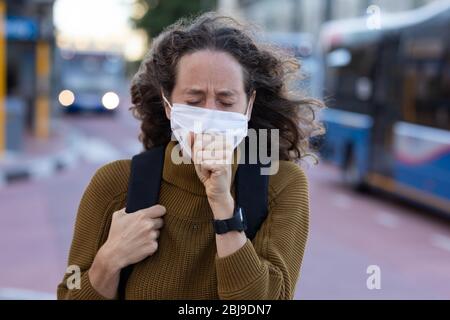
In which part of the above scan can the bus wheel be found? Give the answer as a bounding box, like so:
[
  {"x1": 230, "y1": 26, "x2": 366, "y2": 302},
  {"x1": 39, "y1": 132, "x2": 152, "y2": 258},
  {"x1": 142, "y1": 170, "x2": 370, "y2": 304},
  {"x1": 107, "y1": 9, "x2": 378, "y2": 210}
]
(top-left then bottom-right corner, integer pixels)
[{"x1": 342, "y1": 152, "x2": 366, "y2": 192}]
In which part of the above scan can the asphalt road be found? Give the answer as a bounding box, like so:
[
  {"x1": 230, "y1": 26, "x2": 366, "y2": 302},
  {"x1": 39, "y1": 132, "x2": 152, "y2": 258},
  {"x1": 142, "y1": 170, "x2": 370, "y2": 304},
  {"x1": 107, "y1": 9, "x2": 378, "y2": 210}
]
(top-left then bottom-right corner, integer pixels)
[{"x1": 1, "y1": 104, "x2": 449, "y2": 299}]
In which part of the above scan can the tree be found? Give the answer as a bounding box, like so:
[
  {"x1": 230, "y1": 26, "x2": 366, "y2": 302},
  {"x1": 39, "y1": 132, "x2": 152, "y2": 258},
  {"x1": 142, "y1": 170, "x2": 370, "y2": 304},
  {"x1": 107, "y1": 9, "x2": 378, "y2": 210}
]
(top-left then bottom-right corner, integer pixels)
[{"x1": 133, "y1": 0, "x2": 217, "y2": 39}]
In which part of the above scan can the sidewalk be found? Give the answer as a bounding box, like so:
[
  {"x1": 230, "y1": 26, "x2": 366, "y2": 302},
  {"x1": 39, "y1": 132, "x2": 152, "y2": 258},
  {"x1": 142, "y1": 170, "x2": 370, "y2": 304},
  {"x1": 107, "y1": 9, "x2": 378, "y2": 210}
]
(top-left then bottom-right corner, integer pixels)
[{"x1": 0, "y1": 120, "x2": 81, "y2": 187}]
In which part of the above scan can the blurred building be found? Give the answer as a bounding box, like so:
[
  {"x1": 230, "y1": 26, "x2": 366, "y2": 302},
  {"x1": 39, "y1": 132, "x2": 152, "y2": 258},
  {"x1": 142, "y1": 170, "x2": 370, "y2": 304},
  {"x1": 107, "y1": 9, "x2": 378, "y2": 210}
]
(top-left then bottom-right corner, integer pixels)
[
  {"x1": 0, "y1": 0, "x2": 55, "y2": 155},
  {"x1": 219, "y1": 0, "x2": 440, "y2": 36}
]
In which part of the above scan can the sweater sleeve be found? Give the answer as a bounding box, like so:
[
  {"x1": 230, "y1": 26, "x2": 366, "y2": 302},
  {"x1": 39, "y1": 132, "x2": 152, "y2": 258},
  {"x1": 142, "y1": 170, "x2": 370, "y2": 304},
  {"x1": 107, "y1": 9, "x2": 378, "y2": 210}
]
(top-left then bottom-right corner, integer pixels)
[
  {"x1": 56, "y1": 160, "x2": 128, "y2": 300},
  {"x1": 215, "y1": 161, "x2": 310, "y2": 300}
]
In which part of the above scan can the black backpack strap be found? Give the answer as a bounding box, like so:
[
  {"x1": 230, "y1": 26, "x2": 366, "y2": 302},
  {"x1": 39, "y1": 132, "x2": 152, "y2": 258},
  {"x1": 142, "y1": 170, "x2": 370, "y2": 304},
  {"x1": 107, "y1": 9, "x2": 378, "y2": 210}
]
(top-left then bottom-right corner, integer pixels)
[
  {"x1": 125, "y1": 145, "x2": 166, "y2": 213},
  {"x1": 235, "y1": 136, "x2": 271, "y2": 241},
  {"x1": 235, "y1": 162, "x2": 270, "y2": 241},
  {"x1": 118, "y1": 145, "x2": 166, "y2": 299}
]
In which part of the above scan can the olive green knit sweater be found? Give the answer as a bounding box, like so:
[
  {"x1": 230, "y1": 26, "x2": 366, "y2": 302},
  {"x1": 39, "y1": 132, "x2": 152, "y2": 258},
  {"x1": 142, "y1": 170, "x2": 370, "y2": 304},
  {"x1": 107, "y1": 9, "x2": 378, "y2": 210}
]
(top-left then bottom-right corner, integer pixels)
[{"x1": 57, "y1": 141, "x2": 310, "y2": 300}]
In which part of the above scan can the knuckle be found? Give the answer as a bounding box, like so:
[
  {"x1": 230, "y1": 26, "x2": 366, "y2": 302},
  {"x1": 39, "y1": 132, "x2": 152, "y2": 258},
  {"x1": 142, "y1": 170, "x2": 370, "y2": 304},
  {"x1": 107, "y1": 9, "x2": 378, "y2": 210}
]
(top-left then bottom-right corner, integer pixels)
[
  {"x1": 148, "y1": 241, "x2": 158, "y2": 253},
  {"x1": 138, "y1": 212, "x2": 147, "y2": 222},
  {"x1": 113, "y1": 208, "x2": 124, "y2": 217},
  {"x1": 150, "y1": 230, "x2": 158, "y2": 239},
  {"x1": 141, "y1": 207, "x2": 154, "y2": 215},
  {"x1": 147, "y1": 220, "x2": 155, "y2": 230},
  {"x1": 154, "y1": 204, "x2": 166, "y2": 214}
]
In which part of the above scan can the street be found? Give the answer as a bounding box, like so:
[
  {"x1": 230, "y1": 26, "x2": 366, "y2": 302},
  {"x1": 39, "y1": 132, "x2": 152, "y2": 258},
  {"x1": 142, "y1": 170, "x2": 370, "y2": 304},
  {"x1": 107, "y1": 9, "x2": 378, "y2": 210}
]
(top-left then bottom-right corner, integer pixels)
[{"x1": 1, "y1": 104, "x2": 449, "y2": 299}]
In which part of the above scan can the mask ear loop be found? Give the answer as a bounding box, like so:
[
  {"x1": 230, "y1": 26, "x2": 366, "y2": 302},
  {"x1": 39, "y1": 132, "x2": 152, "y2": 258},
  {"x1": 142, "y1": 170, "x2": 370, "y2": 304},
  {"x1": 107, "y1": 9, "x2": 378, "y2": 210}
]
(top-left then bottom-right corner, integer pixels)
[
  {"x1": 161, "y1": 92, "x2": 173, "y2": 110},
  {"x1": 244, "y1": 90, "x2": 256, "y2": 120}
]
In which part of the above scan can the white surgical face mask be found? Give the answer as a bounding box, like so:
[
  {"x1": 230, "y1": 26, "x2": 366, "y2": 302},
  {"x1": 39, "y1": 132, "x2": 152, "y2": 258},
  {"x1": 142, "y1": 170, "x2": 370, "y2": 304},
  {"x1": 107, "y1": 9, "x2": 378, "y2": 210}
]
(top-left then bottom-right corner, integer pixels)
[{"x1": 162, "y1": 94, "x2": 251, "y2": 159}]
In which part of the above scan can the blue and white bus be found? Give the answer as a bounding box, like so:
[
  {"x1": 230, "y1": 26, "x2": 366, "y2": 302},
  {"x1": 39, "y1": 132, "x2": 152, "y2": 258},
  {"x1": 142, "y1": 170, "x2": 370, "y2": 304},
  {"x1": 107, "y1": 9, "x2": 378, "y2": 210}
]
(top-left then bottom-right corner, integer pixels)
[{"x1": 318, "y1": 2, "x2": 450, "y2": 215}]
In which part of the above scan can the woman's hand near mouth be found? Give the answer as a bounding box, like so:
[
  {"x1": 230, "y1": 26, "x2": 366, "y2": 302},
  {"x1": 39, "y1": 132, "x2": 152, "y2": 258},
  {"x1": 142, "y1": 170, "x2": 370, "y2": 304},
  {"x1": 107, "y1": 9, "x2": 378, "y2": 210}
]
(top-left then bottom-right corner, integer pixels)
[{"x1": 192, "y1": 133, "x2": 235, "y2": 220}]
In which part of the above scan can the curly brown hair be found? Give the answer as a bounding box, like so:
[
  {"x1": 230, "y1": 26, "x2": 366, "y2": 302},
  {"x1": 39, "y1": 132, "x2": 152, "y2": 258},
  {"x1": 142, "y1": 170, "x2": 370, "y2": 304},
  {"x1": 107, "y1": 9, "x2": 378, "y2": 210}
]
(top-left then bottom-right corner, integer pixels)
[{"x1": 129, "y1": 12, "x2": 325, "y2": 162}]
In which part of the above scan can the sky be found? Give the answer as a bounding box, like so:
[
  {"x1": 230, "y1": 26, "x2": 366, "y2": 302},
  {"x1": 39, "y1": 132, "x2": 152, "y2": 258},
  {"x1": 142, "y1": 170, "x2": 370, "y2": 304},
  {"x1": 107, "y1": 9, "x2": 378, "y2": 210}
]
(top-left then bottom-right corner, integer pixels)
[
  {"x1": 54, "y1": 0, "x2": 131, "y2": 38},
  {"x1": 53, "y1": 0, "x2": 146, "y2": 60}
]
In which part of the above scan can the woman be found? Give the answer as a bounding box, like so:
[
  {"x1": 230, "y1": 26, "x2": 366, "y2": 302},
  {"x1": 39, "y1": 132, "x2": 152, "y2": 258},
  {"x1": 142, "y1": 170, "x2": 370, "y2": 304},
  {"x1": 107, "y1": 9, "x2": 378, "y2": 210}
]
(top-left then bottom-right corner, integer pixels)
[{"x1": 57, "y1": 12, "x2": 324, "y2": 300}]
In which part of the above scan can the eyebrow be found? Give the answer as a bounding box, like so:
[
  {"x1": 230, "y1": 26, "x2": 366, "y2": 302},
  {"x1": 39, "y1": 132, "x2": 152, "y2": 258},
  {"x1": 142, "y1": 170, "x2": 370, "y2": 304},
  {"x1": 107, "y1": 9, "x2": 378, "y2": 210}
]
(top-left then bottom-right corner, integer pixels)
[
  {"x1": 183, "y1": 88, "x2": 238, "y2": 98},
  {"x1": 183, "y1": 88, "x2": 204, "y2": 96},
  {"x1": 216, "y1": 89, "x2": 237, "y2": 98}
]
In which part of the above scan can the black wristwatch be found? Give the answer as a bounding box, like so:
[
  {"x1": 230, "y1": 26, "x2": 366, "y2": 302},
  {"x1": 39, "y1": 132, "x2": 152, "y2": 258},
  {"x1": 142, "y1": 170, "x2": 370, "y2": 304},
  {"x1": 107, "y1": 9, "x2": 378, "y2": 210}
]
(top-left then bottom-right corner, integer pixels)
[{"x1": 213, "y1": 206, "x2": 247, "y2": 235}]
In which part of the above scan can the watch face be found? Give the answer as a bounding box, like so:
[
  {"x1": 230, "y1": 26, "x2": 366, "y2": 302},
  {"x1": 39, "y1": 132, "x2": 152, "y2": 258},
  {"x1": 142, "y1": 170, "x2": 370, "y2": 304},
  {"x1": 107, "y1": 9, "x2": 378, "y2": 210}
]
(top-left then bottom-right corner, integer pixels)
[{"x1": 238, "y1": 208, "x2": 244, "y2": 221}]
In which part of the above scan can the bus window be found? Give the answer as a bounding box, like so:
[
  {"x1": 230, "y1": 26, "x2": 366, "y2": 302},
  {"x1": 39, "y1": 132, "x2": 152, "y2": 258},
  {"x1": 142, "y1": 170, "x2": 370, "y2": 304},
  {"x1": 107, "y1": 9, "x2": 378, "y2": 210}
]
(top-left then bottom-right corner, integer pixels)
[
  {"x1": 324, "y1": 42, "x2": 377, "y2": 115},
  {"x1": 401, "y1": 33, "x2": 449, "y2": 130}
]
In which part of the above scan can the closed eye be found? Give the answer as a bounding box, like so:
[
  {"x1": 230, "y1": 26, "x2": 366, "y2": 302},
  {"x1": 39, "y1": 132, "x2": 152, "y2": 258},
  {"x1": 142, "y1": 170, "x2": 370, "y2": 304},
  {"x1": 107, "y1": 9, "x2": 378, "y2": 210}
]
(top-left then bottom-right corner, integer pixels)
[{"x1": 186, "y1": 101, "x2": 202, "y2": 105}]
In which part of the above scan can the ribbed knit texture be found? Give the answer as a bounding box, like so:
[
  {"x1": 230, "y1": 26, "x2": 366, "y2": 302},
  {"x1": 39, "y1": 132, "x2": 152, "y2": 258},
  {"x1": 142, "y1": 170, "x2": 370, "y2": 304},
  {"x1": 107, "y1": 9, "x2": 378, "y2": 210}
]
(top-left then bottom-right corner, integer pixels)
[{"x1": 57, "y1": 141, "x2": 310, "y2": 300}]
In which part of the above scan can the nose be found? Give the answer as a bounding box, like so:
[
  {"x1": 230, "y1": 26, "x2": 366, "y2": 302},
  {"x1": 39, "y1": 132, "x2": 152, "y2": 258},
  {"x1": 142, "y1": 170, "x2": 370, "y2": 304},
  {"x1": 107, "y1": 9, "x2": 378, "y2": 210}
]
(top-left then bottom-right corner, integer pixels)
[{"x1": 204, "y1": 96, "x2": 218, "y2": 110}]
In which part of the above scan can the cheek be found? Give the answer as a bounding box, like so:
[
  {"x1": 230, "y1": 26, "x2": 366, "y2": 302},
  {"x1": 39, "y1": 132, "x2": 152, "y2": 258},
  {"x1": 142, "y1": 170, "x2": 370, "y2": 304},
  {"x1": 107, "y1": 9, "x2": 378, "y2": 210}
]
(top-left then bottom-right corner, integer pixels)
[
  {"x1": 224, "y1": 96, "x2": 247, "y2": 113},
  {"x1": 236, "y1": 98, "x2": 249, "y2": 113}
]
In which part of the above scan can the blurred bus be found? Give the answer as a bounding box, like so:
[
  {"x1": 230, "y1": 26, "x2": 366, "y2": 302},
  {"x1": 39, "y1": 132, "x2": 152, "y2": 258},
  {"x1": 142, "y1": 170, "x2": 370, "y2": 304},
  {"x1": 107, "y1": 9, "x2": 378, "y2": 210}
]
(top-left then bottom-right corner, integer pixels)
[
  {"x1": 319, "y1": 1, "x2": 450, "y2": 215},
  {"x1": 57, "y1": 50, "x2": 125, "y2": 113}
]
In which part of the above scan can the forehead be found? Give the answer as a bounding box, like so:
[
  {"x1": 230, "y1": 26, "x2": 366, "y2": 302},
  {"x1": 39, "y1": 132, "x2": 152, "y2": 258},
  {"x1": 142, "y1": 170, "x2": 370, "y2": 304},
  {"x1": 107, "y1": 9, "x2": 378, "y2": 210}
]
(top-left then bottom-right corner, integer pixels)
[{"x1": 175, "y1": 50, "x2": 245, "y2": 93}]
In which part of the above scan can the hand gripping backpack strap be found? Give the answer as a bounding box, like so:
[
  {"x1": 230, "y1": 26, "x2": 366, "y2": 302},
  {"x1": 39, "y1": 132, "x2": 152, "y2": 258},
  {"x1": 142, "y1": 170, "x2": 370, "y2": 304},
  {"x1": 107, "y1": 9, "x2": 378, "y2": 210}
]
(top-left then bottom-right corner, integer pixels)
[{"x1": 118, "y1": 145, "x2": 166, "y2": 299}]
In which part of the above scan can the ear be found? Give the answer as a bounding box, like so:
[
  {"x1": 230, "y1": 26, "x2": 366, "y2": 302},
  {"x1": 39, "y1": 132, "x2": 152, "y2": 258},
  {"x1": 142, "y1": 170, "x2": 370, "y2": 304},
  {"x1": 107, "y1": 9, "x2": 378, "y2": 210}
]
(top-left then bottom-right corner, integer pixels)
[{"x1": 246, "y1": 90, "x2": 256, "y2": 120}]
